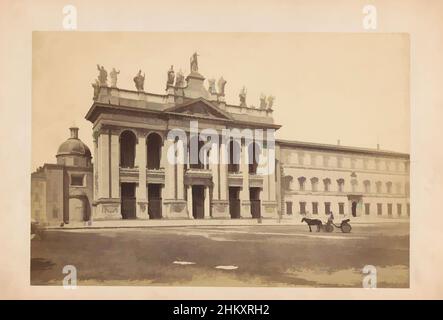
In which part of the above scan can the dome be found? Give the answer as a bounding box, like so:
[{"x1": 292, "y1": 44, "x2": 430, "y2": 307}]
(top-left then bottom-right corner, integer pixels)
[{"x1": 56, "y1": 127, "x2": 91, "y2": 158}]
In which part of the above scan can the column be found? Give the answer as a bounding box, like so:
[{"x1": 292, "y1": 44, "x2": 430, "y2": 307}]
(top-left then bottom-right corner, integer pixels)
[
  {"x1": 204, "y1": 186, "x2": 210, "y2": 218},
  {"x1": 92, "y1": 135, "x2": 99, "y2": 220},
  {"x1": 219, "y1": 141, "x2": 228, "y2": 201},
  {"x1": 239, "y1": 142, "x2": 250, "y2": 217},
  {"x1": 110, "y1": 131, "x2": 120, "y2": 198},
  {"x1": 164, "y1": 139, "x2": 175, "y2": 199},
  {"x1": 93, "y1": 135, "x2": 99, "y2": 200},
  {"x1": 97, "y1": 132, "x2": 110, "y2": 199},
  {"x1": 175, "y1": 139, "x2": 185, "y2": 199},
  {"x1": 161, "y1": 184, "x2": 167, "y2": 218},
  {"x1": 268, "y1": 148, "x2": 276, "y2": 201},
  {"x1": 135, "y1": 133, "x2": 147, "y2": 219},
  {"x1": 187, "y1": 185, "x2": 193, "y2": 219},
  {"x1": 210, "y1": 148, "x2": 219, "y2": 200}
]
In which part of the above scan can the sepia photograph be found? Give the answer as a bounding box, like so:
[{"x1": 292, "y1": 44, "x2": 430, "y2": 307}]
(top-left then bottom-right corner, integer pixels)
[{"x1": 30, "y1": 32, "x2": 410, "y2": 288}]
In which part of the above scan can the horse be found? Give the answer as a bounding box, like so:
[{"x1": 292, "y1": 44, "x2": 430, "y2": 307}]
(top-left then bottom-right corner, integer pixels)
[{"x1": 301, "y1": 217, "x2": 323, "y2": 232}]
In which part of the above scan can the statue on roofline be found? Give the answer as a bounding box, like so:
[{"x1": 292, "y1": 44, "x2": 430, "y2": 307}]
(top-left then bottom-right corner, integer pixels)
[
  {"x1": 190, "y1": 52, "x2": 199, "y2": 73},
  {"x1": 259, "y1": 93, "x2": 267, "y2": 109},
  {"x1": 167, "y1": 65, "x2": 175, "y2": 86},
  {"x1": 239, "y1": 86, "x2": 247, "y2": 106},
  {"x1": 208, "y1": 78, "x2": 217, "y2": 94},
  {"x1": 133, "y1": 70, "x2": 145, "y2": 92},
  {"x1": 267, "y1": 95, "x2": 275, "y2": 110},
  {"x1": 92, "y1": 79, "x2": 100, "y2": 100},
  {"x1": 96, "y1": 64, "x2": 108, "y2": 87},
  {"x1": 175, "y1": 69, "x2": 185, "y2": 87},
  {"x1": 217, "y1": 77, "x2": 227, "y2": 96},
  {"x1": 110, "y1": 68, "x2": 120, "y2": 88}
]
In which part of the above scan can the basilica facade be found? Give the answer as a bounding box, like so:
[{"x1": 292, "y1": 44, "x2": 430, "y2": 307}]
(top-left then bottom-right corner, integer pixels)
[{"x1": 31, "y1": 54, "x2": 410, "y2": 224}]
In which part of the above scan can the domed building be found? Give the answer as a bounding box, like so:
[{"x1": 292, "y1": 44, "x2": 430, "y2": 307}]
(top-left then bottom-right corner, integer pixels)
[{"x1": 31, "y1": 127, "x2": 93, "y2": 225}]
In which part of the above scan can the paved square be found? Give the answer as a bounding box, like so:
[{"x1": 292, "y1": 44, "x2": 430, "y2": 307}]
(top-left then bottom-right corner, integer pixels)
[{"x1": 31, "y1": 222, "x2": 409, "y2": 287}]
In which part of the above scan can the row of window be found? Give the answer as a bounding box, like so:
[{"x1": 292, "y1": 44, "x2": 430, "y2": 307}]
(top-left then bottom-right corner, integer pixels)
[
  {"x1": 287, "y1": 152, "x2": 409, "y2": 173},
  {"x1": 286, "y1": 201, "x2": 410, "y2": 216},
  {"x1": 284, "y1": 176, "x2": 410, "y2": 195}
]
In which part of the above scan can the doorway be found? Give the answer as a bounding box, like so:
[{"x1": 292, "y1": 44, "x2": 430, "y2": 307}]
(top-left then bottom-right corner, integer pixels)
[
  {"x1": 121, "y1": 183, "x2": 136, "y2": 219},
  {"x1": 192, "y1": 185, "x2": 205, "y2": 219},
  {"x1": 229, "y1": 187, "x2": 241, "y2": 219},
  {"x1": 68, "y1": 197, "x2": 84, "y2": 222},
  {"x1": 148, "y1": 184, "x2": 162, "y2": 219},
  {"x1": 351, "y1": 201, "x2": 357, "y2": 217},
  {"x1": 249, "y1": 187, "x2": 261, "y2": 219}
]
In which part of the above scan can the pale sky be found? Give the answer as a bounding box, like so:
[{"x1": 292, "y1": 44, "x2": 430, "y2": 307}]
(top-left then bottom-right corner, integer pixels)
[{"x1": 32, "y1": 32, "x2": 409, "y2": 170}]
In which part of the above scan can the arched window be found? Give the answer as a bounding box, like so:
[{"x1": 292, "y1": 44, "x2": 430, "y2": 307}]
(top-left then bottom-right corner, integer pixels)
[
  {"x1": 376, "y1": 181, "x2": 382, "y2": 193},
  {"x1": 228, "y1": 139, "x2": 240, "y2": 173},
  {"x1": 395, "y1": 182, "x2": 402, "y2": 194},
  {"x1": 310, "y1": 177, "x2": 319, "y2": 192},
  {"x1": 337, "y1": 178, "x2": 345, "y2": 192},
  {"x1": 283, "y1": 175, "x2": 293, "y2": 191},
  {"x1": 147, "y1": 133, "x2": 163, "y2": 169},
  {"x1": 386, "y1": 181, "x2": 392, "y2": 194},
  {"x1": 363, "y1": 180, "x2": 371, "y2": 193},
  {"x1": 120, "y1": 130, "x2": 136, "y2": 168},
  {"x1": 298, "y1": 177, "x2": 306, "y2": 191},
  {"x1": 323, "y1": 178, "x2": 331, "y2": 192},
  {"x1": 248, "y1": 142, "x2": 260, "y2": 174}
]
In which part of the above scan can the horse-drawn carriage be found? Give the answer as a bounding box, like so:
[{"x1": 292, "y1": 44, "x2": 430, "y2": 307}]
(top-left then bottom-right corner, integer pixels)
[{"x1": 301, "y1": 217, "x2": 352, "y2": 233}]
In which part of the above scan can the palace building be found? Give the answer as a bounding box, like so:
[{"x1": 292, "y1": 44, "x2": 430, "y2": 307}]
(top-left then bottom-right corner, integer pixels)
[{"x1": 31, "y1": 54, "x2": 410, "y2": 225}]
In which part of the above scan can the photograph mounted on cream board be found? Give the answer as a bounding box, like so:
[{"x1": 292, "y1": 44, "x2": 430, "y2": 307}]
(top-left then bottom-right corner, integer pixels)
[{"x1": 31, "y1": 32, "x2": 410, "y2": 288}]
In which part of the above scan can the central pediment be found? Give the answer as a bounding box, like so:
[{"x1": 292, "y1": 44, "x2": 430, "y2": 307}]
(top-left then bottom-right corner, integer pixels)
[{"x1": 164, "y1": 98, "x2": 233, "y2": 121}]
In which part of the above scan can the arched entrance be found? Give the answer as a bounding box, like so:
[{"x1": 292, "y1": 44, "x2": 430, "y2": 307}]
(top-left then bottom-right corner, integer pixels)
[
  {"x1": 121, "y1": 183, "x2": 136, "y2": 219},
  {"x1": 248, "y1": 142, "x2": 261, "y2": 174},
  {"x1": 147, "y1": 133, "x2": 162, "y2": 169},
  {"x1": 120, "y1": 130, "x2": 136, "y2": 168}
]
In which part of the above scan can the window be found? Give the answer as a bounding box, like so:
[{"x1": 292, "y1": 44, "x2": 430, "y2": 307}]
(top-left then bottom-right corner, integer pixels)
[
  {"x1": 376, "y1": 181, "x2": 382, "y2": 194},
  {"x1": 405, "y1": 182, "x2": 410, "y2": 196},
  {"x1": 386, "y1": 182, "x2": 392, "y2": 194},
  {"x1": 323, "y1": 155, "x2": 329, "y2": 167},
  {"x1": 71, "y1": 174, "x2": 84, "y2": 186},
  {"x1": 286, "y1": 202, "x2": 293, "y2": 215},
  {"x1": 377, "y1": 203, "x2": 383, "y2": 216},
  {"x1": 407, "y1": 203, "x2": 410, "y2": 216},
  {"x1": 283, "y1": 176, "x2": 293, "y2": 191},
  {"x1": 299, "y1": 202, "x2": 306, "y2": 215},
  {"x1": 363, "y1": 180, "x2": 371, "y2": 193},
  {"x1": 312, "y1": 202, "x2": 318, "y2": 215},
  {"x1": 388, "y1": 203, "x2": 393, "y2": 216},
  {"x1": 365, "y1": 203, "x2": 370, "y2": 215},
  {"x1": 337, "y1": 179, "x2": 345, "y2": 192},
  {"x1": 52, "y1": 207, "x2": 58, "y2": 219},
  {"x1": 298, "y1": 177, "x2": 306, "y2": 191},
  {"x1": 298, "y1": 152, "x2": 305, "y2": 165},
  {"x1": 324, "y1": 202, "x2": 331, "y2": 214},
  {"x1": 351, "y1": 158, "x2": 356, "y2": 169},
  {"x1": 311, "y1": 177, "x2": 319, "y2": 192},
  {"x1": 351, "y1": 179, "x2": 358, "y2": 193},
  {"x1": 396, "y1": 182, "x2": 402, "y2": 194},
  {"x1": 310, "y1": 154, "x2": 317, "y2": 166},
  {"x1": 363, "y1": 159, "x2": 368, "y2": 170},
  {"x1": 397, "y1": 204, "x2": 402, "y2": 216},
  {"x1": 323, "y1": 178, "x2": 331, "y2": 192},
  {"x1": 337, "y1": 156, "x2": 343, "y2": 168},
  {"x1": 339, "y1": 203, "x2": 345, "y2": 215}
]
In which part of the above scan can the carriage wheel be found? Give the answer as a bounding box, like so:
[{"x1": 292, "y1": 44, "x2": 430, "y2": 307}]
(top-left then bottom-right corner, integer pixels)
[
  {"x1": 325, "y1": 224, "x2": 334, "y2": 233},
  {"x1": 341, "y1": 223, "x2": 352, "y2": 233}
]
